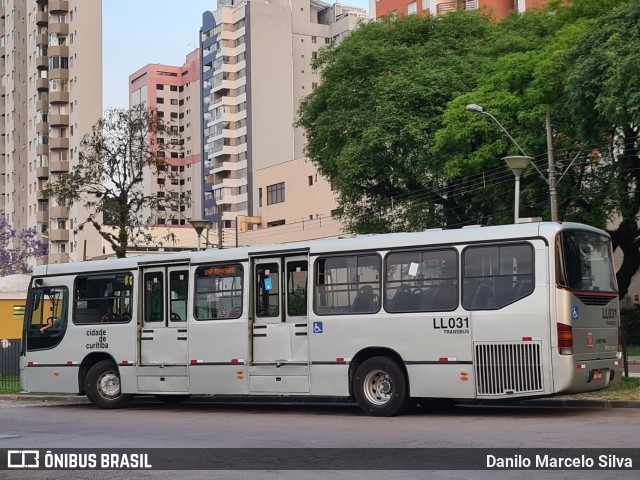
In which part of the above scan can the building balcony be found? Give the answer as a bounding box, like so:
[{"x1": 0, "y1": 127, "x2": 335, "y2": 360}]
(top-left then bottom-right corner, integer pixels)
[
  {"x1": 47, "y1": 252, "x2": 69, "y2": 264},
  {"x1": 36, "y1": 78, "x2": 49, "y2": 91},
  {"x1": 50, "y1": 0, "x2": 70, "y2": 13},
  {"x1": 36, "y1": 121, "x2": 49, "y2": 134},
  {"x1": 48, "y1": 22, "x2": 69, "y2": 35},
  {"x1": 36, "y1": 12, "x2": 48, "y2": 26},
  {"x1": 37, "y1": 33, "x2": 48, "y2": 46},
  {"x1": 36, "y1": 166, "x2": 49, "y2": 179},
  {"x1": 435, "y1": 0, "x2": 478, "y2": 15},
  {"x1": 48, "y1": 45, "x2": 69, "y2": 57},
  {"x1": 49, "y1": 229, "x2": 69, "y2": 243},
  {"x1": 37, "y1": 211, "x2": 49, "y2": 223},
  {"x1": 37, "y1": 99, "x2": 49, "y2": 111},
  {"x1": 49, "y1": 114, "x2": 69, "y2": 127},
  {"x1": 49, "y1": 205, "x2": 69, "y2": 218},
  {"x1": 36, "y1": 55, "x2": 48, "y2": 69},
  {"x1": 49, "y1": 68, "x2": 69, "y2": 80},
  {"x1": 49, "y1": 91, "x2": 69, "y2": 103},
  {"x1": 49, "y1": 137, "x2": 69, "y2": 150},
  {"x1": 37, "y1": 190, "x2": 48, "y2": 201},
  {"x1": 50, "y1": 159, "x2": 69, "y2": 172},
  {"x1": 36, "y1": 144, "x2": 49, "y2": 156}
]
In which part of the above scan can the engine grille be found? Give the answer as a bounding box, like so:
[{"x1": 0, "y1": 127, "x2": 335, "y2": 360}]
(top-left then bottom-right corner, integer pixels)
[
  {"x1": 474, "y1": 342, "x2": 543, "y2": 396},
  {"x1": 574, "y1": 293, "x2": 615, "y2": 306}
]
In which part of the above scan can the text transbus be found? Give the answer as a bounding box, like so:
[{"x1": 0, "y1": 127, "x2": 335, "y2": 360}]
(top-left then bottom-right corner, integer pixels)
[{"x1": 21, "y1": 222, "x2": 622, "y2": 416}]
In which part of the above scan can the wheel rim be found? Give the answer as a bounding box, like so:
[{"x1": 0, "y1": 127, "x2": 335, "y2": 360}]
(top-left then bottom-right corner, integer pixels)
[
  {"x1": 363, "y1": 369, "x2": 393, "y2": 406},
  {"x1": 97, "y1": 370, "x2": 121, "y2": 400}
]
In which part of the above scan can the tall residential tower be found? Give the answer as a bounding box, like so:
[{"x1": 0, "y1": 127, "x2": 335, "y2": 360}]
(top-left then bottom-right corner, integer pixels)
[
  {"x1": 200, "y1": 0, "x2": 366, "y2": 245},
  {"x1": 129, "y1": 49, "x2": 203, "y2": 231},
  {"x1": 1, "y1": 0, "x2": 103, "y2": 263}
]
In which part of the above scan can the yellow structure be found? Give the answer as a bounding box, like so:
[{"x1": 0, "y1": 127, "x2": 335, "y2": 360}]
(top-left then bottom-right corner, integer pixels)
[{"x1": 0, "y1": 274, "x2": 30, "y2": 340}]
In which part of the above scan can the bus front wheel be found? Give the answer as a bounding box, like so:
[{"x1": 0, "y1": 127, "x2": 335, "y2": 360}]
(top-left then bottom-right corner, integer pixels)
[
  {"x1": 353, "y1": 356, "x2": 409, "y2": 416},
  {"x1": 85, "y1": 360, "x2": 131, "y2": 409}
]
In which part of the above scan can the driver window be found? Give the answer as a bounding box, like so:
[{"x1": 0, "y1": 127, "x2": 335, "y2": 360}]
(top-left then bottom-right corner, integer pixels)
[{"x1": 26, "y1": 286, "x2": 69, "y2": 351}]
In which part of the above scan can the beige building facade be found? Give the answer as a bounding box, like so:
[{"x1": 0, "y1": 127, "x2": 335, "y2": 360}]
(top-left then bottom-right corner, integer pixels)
[
  {"x1": 201, "y1": 0, "x2": 366, "y2": 247},
  {"x1": 1, "y1": 0, "x2": 103, "y2": 264}
]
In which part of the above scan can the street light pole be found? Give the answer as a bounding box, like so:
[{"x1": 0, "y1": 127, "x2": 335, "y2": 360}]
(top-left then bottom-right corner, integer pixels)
[
  {"x1": 546, "y1": 112, "x2": 559, "y2": 222},
  {"x1": 466, "y1": 104, "x2": 560, "y2": 221},
  {"x1": 188, "y1": 219, "x2": 210, "y2": 251},
  {"x1": 504, "y1": 156, "x2": 534, "y2": 223}
]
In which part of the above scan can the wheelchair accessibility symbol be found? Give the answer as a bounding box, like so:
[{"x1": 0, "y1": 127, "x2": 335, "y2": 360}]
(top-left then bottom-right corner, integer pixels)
[{"x1": 313, "y1": 322, "x2": 323, "y2": 334}]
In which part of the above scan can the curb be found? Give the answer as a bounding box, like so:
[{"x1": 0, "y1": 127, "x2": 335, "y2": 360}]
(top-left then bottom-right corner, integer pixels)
[
  {"x1": 518, "y1": 399, "x2": 640, "y2": 409},
  {"x1": 0, "y1": 394, "x2": 89, "y2": 404}
]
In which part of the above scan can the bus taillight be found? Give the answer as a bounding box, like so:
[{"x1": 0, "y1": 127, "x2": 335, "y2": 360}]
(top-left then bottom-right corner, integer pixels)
[{"x1": 557, "y1": 323, "x2": 573, "y2": 355}]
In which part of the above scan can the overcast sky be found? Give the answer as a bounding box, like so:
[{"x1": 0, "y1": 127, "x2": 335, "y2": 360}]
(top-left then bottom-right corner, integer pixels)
[{"x1": 102, "y1": 0, "x2": 370, "y2": 109}]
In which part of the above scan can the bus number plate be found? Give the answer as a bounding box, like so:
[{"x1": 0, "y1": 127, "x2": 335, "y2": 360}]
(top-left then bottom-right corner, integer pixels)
[{"x1": 591, "y1": 370, "x2": 603, "y2": 380}]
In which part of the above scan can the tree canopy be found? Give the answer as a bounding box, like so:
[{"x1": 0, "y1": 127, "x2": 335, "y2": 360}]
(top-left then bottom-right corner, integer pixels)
[
  {"x1": 44, "y1": 104, "x2": 190, "y2": 258},
  {"x1": 0, "y1": 214, "x2": 48, "y2": 275},
  {"x1": 297, "y1": 0, "x2": 640, "y2": 297}
]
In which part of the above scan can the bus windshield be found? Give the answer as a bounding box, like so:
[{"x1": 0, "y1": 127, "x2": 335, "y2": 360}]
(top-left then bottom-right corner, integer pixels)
[{"x1": 557, "y1": 230, "x2": 617, "y2": 293}]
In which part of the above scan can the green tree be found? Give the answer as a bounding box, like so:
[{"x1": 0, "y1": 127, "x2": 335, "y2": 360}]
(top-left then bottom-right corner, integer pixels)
[
  {"x1": 297, "y1": 13, "x2": 497, "y2": 233},
  {"x1": 44, "y1": 104, "x2": 189, "y2": 258},
  {"x1": 430, "y1": 0, "x2": 638, "y2": 296},
  {"x1": 563, "y1": 0, "x2": 640, "y2": 298}
]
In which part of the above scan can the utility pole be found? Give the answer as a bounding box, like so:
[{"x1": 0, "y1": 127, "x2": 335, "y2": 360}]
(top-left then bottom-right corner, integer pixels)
[
  {"x1": 217, "y1": 204, "x2": 224, "y2": 249},
  {"x1": 546, "y1": 112, "x2": 559, "y2": 222}
]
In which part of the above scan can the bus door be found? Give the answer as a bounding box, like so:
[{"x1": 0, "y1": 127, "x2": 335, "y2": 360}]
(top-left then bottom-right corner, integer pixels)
[
  {"x1": 250, "y1": 254, "x2": 310, "y2": 392},
  {"x1": 140, "y1": 266, "x2": 190, "y2": 366}
]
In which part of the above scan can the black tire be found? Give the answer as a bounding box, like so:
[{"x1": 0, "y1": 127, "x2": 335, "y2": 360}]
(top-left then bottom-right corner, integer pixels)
[
  {"x1": 155, "y1": 394, "x2": 191, "y2": 404},
  {"x1": 84, "y1": 360, "x2": 131, "y2": 409},
  {"x1": 353, "y1": 356, "x2": 409, "y2": 416}
]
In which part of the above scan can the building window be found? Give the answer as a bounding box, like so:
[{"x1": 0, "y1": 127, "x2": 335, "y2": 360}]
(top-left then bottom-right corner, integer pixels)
[
  {"x1": 157, "y1": 97, "x2": 164, "y2": 104},
  {"x1": 157, "y1": 84, "x2": 165, "y2": 90},
  {"x1": 408, "y1": 2, "x2": 417, "y2": 15},
  {"x1": 267, "y1": 182, "x2": 285, "y2": 205},
  {"x1": 267, "y1": 220, "x2": 286, "y2": 228}
]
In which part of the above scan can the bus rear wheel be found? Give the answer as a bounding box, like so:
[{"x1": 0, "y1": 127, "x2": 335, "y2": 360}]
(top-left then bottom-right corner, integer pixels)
[
  {"x1": 353, "y1": 356, "x2": 409, "y2": 416},
  {"x1": 85, "y1": 360, "x2": 131, "y2": 409}
]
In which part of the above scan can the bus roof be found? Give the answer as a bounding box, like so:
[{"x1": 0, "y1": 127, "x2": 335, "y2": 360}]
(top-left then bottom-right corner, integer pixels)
[{"x1": 32, "y1": 222, "x2": 608, "y2": 277}]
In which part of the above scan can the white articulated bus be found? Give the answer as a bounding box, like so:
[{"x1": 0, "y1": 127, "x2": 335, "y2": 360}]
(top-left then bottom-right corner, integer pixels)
[{"x1": 20, "y1": 222, "x2": 622, "y2": 416}]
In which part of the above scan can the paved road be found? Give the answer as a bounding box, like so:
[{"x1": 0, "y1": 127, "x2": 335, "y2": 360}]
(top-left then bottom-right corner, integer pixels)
[{"x1": 0, "y1": 398, "x2": 638, "y2": 480}]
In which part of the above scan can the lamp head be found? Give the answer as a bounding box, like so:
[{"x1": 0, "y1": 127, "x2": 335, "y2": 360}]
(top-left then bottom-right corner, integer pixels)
[
  {"x1": 189, "y1": 219, "x2": 210, "y2": 236},
  {"x1": 503, "y1": 155, "x2": 534, "y2": 177},
  {"x1": 465, "y1": 104, "x2": 484, "y2": 114}
]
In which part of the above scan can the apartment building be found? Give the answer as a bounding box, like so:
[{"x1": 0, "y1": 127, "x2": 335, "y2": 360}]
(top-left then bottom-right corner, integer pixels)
[
  {"x1": 128, "y1": 49, "x2": 203, "y2": 232},
  {"x1": 372, "y1": 0, "x2": 549, "y2": 19},
  {"x1": 200, "y1": 0, "x2": 366, "y2": 246},
  {"x1": 1, "y1": 0, "x2": 102, "y2": 264}
]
